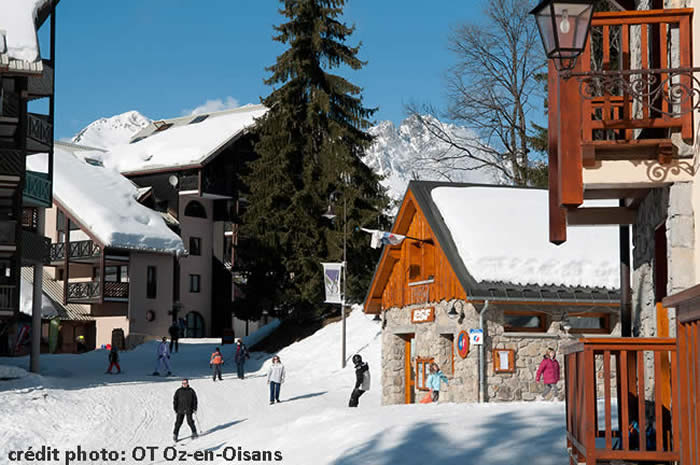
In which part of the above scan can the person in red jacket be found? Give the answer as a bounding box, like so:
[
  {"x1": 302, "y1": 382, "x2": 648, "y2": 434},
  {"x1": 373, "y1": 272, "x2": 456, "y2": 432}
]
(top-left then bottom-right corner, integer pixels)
[{"x1": 536, "y1": 347, "x2": 560, "y2": 400}]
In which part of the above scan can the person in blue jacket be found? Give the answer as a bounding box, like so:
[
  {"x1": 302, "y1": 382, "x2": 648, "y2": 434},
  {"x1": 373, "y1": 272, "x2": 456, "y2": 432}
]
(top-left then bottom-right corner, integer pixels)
[{"x1": 426, "y1": 362, "x2": 448, "y2": 402}]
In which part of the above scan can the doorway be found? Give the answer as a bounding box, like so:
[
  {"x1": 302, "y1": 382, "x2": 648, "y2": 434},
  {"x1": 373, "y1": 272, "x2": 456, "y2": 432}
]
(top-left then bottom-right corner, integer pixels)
[{"x1": 400, "y1": 333, "x2": 415, "y2": 404}]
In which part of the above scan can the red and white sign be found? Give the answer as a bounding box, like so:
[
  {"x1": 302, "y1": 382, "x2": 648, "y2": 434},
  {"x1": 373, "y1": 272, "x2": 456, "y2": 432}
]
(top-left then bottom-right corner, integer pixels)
[{"x1": 411, "y1": 307, "x2": 435, "y2": 323}]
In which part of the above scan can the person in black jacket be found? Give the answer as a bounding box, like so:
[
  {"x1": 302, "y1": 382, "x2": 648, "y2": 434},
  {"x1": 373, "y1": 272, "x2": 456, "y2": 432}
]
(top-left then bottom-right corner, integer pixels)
[
  {"x1": 173, "y1": 379, "x2": 198, "y2": 441},
  {"x1": 169, "y1": 323, "x2": 180, "y2": 353},
  {"x1": 349, "y1": 354, "x2": 370, "y2": 407}
]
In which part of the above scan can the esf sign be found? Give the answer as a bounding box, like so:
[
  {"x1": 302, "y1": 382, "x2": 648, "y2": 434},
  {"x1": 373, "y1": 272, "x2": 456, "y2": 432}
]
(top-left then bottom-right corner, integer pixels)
[{"x1": 411, "y1": 307, "x2": 435, "y2": 324}]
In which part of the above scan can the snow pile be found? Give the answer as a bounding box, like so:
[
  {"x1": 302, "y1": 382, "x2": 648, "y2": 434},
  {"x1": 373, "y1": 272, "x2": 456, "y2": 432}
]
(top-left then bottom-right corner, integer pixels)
[
  {"x1": 0, "y1": 365, "x2": 28, "y2": 379},
  {"x1": 365, "y1": 116, "x2": 501, "y2": 202},
  {"x1": 94, "y1": 105, "x2": 267, "y2": 174},
  {"x1": 27, "y1": 145, "x2": 185, "y2": 254},
  {"x1": 431, "y1": 186, "x2": 619, "y2": 289},
  {"x1": 72, "y1": 111, "x2": 152, "y2": 149},
  {"x1": 19, "y1": 275, "x2": 58, "y2": 319},
  {"x1": 0, "y1": 0, "x2": 49, "y2": 62},
  {"x1": 0, "y1": 308, "x2": 567, "y2": 465}
]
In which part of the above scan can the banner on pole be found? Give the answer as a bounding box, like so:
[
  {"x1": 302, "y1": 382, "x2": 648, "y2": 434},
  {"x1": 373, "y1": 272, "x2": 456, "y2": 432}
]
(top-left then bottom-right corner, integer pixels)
[{"x1": 322, "y1": 262, "x2": 344, "y2": 304}]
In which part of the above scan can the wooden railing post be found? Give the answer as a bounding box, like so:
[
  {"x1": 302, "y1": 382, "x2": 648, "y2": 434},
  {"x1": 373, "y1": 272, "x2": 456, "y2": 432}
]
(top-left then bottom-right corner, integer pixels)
[{"x1": 583, "y1": 347, "x2": 596, "y2": 465}]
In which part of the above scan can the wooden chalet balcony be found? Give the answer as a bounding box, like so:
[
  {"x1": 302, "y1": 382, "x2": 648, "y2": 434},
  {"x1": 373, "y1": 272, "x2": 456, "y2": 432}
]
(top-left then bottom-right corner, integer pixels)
[
  {"x1": 548, "y1": 9, "x2": 695, "y2": 242},
  {"x1": 49, "y1": 240, "x2": 101, "y2": 263},
  {"x1": 23, "y1": 170, "x2": 51, "y2": 207},
  {"x1": 563, "y1": 338, "x2": 680, "y2": 465},
  {"x1": 66, "y1": 281, "x2": 129, "y2": 304},
  {"x1": 0, "y1": 284, "x2": 16, "y2": 314}
]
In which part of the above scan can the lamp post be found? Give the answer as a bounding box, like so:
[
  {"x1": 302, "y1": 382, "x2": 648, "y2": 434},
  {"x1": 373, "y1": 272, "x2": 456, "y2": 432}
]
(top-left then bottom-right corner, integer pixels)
[
  {"x1": 323, "y1": 191, "x2": 348, "y2": 368},
  {"x1": 530, "y1": 0, "x2": 595, "y2": 71}
]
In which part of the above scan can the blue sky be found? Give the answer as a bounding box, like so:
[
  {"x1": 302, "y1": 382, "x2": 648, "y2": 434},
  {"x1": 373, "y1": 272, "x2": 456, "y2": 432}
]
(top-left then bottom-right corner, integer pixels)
[{"x1": 44, "y1": 1, "x2": 488, "y2": 140}]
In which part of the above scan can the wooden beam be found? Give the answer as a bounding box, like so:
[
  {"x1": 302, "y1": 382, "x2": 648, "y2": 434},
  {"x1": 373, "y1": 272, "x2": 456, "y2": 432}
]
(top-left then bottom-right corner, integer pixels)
[
  {"x1": 583, "y1": 188, "x2": 648, "y2": 200},
  {"x1": 558, "y1": 61, "x2": 583, "y2": 207},
  {"x1": 567, "y1": 207, "x2": 637, "y2": 226},
  {"x1": 548, "y1": 61, "x2": 567, "y2": 245}
]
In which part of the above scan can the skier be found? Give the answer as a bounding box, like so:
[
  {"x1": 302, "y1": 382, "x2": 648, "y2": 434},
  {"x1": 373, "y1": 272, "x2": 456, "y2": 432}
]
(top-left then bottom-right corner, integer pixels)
[
  {"x1": 536, "y1": 347, "x2": 561, "y2": 400},
  {"x1": 348, "y1": 354, "x2": 370, "y2": 407},
  {"x1": 153, "y1": 337, "x2": 172, "y2": 376},
  {"x1": 425, "y1": 362, "x2": 448, "y2": 402},
  {"x1": 105, "y1": 346, "x2": 121, "y2": 374},
  {"x1": 173, "y1": 378, "x2": 198, "y2": 441},
  {"x1": 234, "y1": 339, "x2": 250, "y2": 379},
  {"x1": 210, "y1": 347, "x2": 224, "y2": 382},
  {"x1": 266, "y1": 355, "x2": 285, "y2": 404},
  {"x1": 169, "y1": 322, "x2": 180, "y2": 353}
]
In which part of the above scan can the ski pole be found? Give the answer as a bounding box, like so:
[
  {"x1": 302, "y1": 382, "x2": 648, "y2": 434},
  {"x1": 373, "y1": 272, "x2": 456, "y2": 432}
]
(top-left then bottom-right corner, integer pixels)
[{"x1": 194, "y1": 412, "x2": 203, "y2": 434}]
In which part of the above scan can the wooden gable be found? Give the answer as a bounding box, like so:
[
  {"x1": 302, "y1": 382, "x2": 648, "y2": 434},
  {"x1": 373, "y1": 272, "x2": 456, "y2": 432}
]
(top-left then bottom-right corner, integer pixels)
[{"x1": 364, "y1": 188, "x2": 467, "y2": 313}]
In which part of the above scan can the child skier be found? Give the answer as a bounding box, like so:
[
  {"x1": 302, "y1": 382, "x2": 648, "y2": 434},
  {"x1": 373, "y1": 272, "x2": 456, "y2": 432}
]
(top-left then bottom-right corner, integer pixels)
[
  {"x1": 106, "y1": 346, "x2": 121, "y2": 374},
  {"x1": 536, "y1": 347, "x2": 561, "y2": 400},
  {"x1": 266, "y1": 355, "x2": 285, "y2": 404},
  {"x1": 425, "y1": 362, "x2": 448, "y2": 402},
  {"x1": 210, "y1": 347, "x2": 224, "y2": 382},
  {"x1": 153, "y1": 337, "x2": 172, "y2": 376}
]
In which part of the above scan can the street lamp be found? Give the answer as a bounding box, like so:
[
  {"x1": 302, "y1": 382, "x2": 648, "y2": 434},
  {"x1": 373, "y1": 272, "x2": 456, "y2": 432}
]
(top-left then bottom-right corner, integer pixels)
[
  {"x1": 530, "y1": 0, "x2": 594, "y2": 71},
  {"x1": 323, "y1": 191, "x2": 348, "y2": 368}
]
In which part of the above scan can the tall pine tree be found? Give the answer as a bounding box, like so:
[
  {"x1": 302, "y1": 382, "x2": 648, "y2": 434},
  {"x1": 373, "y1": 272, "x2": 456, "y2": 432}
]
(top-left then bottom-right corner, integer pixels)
[{"x1": 236, "y1": 0, "x2": 388, "y2": 322}]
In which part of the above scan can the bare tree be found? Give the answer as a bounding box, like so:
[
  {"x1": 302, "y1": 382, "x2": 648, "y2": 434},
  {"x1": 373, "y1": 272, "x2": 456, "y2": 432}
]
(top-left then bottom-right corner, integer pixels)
[{"x1": 409, "y1": 0, "x2": 546, "y2": 186}]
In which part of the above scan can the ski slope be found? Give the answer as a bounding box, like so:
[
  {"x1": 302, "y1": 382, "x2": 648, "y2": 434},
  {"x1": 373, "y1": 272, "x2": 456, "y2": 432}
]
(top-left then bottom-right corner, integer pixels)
[{"x1": 0, "y1": 309, "x2": 567, "y2": 465}]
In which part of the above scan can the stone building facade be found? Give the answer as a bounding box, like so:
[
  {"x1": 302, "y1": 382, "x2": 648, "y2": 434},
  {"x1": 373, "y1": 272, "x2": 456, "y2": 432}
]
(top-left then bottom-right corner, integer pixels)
[{"x1": 381, "y1": 298, "x2": 621, "y2": 405}]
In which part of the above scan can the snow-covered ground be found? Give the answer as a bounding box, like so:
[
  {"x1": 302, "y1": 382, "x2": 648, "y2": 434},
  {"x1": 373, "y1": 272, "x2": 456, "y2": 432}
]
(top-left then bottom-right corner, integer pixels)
[{"x1": 0, "y1": 310, "x2": 567, "y2": 465}]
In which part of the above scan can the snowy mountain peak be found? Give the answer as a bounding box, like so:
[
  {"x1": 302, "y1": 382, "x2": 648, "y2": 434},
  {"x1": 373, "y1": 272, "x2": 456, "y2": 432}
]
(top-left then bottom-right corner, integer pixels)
[{"x1": 72, "y1": 111, "x2": 151, "y2": 149}]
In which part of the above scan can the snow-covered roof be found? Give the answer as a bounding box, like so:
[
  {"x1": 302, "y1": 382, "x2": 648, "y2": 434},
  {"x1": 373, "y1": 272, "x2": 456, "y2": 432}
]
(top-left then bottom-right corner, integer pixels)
[
  {"x1": 94, "y1": 105, "x2": 267, "y2": 175},
  {"x1": 27, "y1": 143, "x2": 185, "y2": 255},
  {"x1": 429, "y1": 185, "x2": 619, "y2": 289},
  {"x1": 20, "y1": 267, "x2": 93, "y2": 321},
  {"x1": 0, "y1": 0, "x2": 50, "y2": 72}
]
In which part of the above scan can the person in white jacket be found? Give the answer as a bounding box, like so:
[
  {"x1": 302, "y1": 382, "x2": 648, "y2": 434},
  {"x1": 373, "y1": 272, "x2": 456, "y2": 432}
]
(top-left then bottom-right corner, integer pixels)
[
  {"x1": 267, "y1": 355, "x2": 285, "y2": 404},
  {"x1": 152, "y1": 337, "x2": 172, "y2": 376}
]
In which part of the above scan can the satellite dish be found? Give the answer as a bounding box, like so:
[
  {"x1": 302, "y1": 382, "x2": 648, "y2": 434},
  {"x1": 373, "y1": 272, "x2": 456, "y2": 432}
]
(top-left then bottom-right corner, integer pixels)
[{"x1": 168, "y1": 175, "x2": 179, "y2": 188}]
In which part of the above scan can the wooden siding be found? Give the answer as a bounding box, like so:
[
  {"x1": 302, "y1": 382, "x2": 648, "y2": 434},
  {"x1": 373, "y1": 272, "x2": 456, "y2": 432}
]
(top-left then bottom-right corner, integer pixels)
[{"x1": 366, "y1": 189, "x2": 466, "y2": 313}]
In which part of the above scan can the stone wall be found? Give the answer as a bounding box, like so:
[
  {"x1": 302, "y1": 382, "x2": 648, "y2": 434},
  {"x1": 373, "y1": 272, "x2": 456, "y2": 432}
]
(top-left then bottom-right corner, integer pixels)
[
  {"x1": 633, "y1": 183, "x2": 694, "y2": 339},
  {"x1": 381, "y1": 299, "x2": 621, "y2": 405}
]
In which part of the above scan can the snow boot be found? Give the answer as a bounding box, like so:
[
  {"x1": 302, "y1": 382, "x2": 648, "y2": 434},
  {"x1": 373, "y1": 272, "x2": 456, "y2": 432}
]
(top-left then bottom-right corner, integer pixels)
[
  {"x1": 192, "y1": 432, "x2": 198, "y2": 439},
  {"x1": 152, "y1": 372, "x2": 159, "y2": 376},
  {"x1": 173, "y1": 434, "x2": 177, "y2": 442},
  {"x1": 167, "y1": 371, "x2": 172, "y2": 376}
]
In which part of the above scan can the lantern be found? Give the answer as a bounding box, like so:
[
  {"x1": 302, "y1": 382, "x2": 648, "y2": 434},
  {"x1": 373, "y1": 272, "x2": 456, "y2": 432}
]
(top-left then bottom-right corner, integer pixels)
[{"x1": 530, "y1": 0, "x2": 594, "y2": 71}]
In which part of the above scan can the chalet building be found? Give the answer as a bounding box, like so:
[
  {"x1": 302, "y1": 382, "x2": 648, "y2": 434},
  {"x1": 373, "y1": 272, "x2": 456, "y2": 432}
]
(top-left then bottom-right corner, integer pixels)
[
  {"x1": 68, "y1": 105, "x2": 267, "y2": 339},
  {"x1": 363, "y1": 181, "x2": 620, "y2": 405},
  {"x1": 0, "y1": 1, "x2": 57, "y2": 355},
  {"x1": 540, "y1": 1, "x2": 700, "y2": 464},
  {"x1": 36, "y1": 142, "x2": 185, "y2": 348}
]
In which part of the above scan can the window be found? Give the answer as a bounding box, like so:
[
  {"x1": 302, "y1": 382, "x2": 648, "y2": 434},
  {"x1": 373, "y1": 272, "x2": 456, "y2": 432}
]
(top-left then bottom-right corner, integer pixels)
[
  {"x1": 567, "y1": 312, "x2": 611, "y2": 334},
  {"x1": 415, "y1": 357, "x2": 434, "y2": 391},
  {"x1": 184, "y1": 201, "x2": 207, "y2": 218},
  {"x1": 146, "y1": 266, "x2": 157, "y2": 299},
  {"x1": 105, "y1": 265, "x2": 129, "y2": 283},
  {"x1": 189, "y1": 114, "x2": 209, "y2": 124},
  {"x1": 503, "y1": 311, "x2": 547, "y2": 333},
  {"x1": 189, "y1": 237, "x2": 201, "y2": 256},
  {"x1": 189, "y1": 274, "x2": 201, "y2": 293}
]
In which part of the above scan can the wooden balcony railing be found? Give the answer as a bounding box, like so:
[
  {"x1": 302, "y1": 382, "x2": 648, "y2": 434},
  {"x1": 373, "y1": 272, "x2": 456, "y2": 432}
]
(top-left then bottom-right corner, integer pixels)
[
  {"x1": 563, "y1": 337, "x2": 680, "y2": 465},
  {"x1": 66, "y1": 281, "x2": 128, "y2": 302},
  {"x1": 50, "y1": 240, "x2": 101, "y2": 262},
  {"x1": 578, "y1": 9, "x2": 694, "y2": 146},
  {"x1": 23, "y1": 170, "x2": 51, "y2": 207},
  {"x1": 0, "y1": 284, "x2": 15, "y2": 313}
]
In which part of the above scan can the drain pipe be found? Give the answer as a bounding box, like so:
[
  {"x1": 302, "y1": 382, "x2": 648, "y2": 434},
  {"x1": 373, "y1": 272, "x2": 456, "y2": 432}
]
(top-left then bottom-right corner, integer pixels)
[{"x1": 478, "y1": 300, "x2": 491, "y2": 403}]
